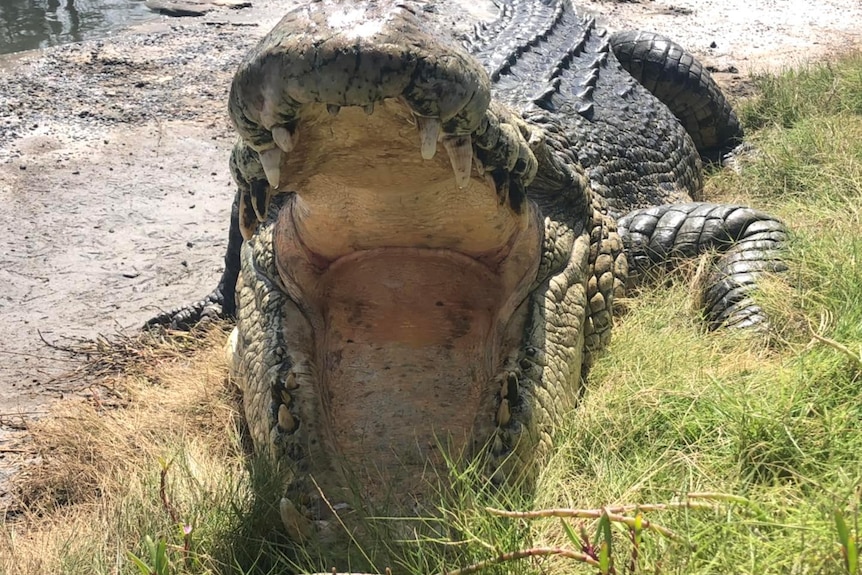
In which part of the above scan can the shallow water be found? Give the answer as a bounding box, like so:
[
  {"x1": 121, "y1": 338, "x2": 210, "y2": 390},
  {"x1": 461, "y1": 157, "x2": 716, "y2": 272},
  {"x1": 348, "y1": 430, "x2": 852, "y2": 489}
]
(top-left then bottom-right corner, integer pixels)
[{"x1": 0, "y1": 0, "x2": 154, "y2": 54}]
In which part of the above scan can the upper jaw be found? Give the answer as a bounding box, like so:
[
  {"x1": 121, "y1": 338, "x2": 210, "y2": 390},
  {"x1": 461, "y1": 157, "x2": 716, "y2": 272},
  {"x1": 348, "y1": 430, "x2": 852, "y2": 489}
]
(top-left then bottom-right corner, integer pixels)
[
  {"x1": 225, "y1": 0, "x2": 542, "y2": 242},
  {"x1": 228, "y1": 0, "x2": 490, "y2": 186},
  {"x1": 270, "y1": 100, "x2": 532, "y2": 262},
  {"x1": 267, "y1": 96, "x2": 546, "y2": 333},
  {"x1": 229, "y1": 1, "x2": 491, "y2": 139}
]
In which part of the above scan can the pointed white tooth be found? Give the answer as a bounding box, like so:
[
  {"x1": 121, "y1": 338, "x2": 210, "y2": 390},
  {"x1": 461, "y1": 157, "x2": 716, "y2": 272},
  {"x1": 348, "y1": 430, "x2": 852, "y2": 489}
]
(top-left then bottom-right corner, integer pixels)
[
  {"x1": 272, "y1": 126, "x2": 296, "y2": 153},
  {"x1": 250, "y1": 183, "x2": 270, "y2": 222},
  {"x1": 277, "y1": 403, "x2": 296, "y2": 432},
  {"x1": 259, "y1": 148, "x2": 282, "y2": 189},
  {"x1": 279, "y1": 498, "x2": 312, "y2": 541},
  {"x1": 496, "y1": 398, "x2": 511, "y2": 426},
  {"x1": 416, "y1": 116, "x2": 441, "y2": 160},
  {"x1": 484, "y1": 173, "x2": 497, "y2": 191},
  {"x1": 238, "y1": 186, "x2": 257, "y2": 241},
  {"x1": 474, "y1": 153, "x2": 485, "y2": 176},
  {"x1": 443, "y1": 136, "x2": 473, "y2": 189}
]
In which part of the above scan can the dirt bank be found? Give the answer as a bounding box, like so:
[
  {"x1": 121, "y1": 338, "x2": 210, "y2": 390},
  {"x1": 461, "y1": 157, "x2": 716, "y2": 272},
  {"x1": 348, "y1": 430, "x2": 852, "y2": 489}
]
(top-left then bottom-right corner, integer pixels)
[
  {"x1": 581, "y1": 0, "x2": 862, "y2": 97},
  {"x1": 1, "y1": 0, "x2": 860, "y2": 483}
]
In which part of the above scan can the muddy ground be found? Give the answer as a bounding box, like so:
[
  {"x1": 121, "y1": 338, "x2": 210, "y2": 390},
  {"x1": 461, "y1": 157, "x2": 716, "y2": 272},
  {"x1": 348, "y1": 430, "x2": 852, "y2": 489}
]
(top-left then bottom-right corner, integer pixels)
[{"x1": 1, "y1": 0, "x2": 861, "y2": 486}]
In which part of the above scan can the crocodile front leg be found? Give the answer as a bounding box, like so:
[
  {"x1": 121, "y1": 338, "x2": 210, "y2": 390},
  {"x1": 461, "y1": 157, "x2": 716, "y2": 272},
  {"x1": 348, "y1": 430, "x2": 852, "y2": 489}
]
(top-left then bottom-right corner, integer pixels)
[{"x1": 144, "y1": 193, "x2": 243, "y2": 330}]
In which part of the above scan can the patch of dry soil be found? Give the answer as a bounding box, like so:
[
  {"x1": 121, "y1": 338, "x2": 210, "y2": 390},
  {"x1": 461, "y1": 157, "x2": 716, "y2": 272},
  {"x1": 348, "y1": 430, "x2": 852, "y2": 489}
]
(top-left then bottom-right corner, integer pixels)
[
  {"x1": 581, "y1": 0, "x2": 862, "y2": 97},
  {"x1": 0, "y1": 0, "x2": 860, "y2": 486}
]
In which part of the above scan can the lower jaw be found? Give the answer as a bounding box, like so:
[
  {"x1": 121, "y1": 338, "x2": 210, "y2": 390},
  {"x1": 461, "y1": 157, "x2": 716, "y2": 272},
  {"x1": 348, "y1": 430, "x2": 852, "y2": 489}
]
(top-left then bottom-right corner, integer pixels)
[{"x1": 255, "y1": 201, "x2": 544, "y2": 511}]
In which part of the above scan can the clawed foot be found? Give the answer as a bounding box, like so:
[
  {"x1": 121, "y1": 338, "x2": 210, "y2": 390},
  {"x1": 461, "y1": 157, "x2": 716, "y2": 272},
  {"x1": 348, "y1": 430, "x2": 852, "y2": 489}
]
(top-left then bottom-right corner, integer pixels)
[{"x1": 144, "y1": 287, "x2": 232, "y2": 331}]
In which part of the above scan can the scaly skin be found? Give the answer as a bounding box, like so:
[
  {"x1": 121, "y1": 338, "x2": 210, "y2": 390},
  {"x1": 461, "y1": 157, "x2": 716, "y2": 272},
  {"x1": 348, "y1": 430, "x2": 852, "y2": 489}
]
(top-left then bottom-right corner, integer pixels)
[
  {"x1": 149, "y1": 0, "x2": 788, "y2": 561},
  {"x1": 609, "y1": 30, "x2": 744, "y2": 159}
]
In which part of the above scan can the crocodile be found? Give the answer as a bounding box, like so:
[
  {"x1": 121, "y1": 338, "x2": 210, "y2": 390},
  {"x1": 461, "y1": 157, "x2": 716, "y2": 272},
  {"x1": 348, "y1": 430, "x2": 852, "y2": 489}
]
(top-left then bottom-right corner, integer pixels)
[{"x1": 149, "y1": 0, "x2": 786, "y2": 555}]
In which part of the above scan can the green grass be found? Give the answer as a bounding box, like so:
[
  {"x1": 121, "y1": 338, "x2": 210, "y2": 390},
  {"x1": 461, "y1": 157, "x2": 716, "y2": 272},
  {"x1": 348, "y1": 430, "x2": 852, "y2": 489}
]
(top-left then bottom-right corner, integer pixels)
[
  {"x1": 3, "y1": 57, "x2": 862, "y2": 575},
  {"x1": 739, "y1": 53, "x2": 862, "y2": 131},
  {"x1": 552, "y1": 58, "x2": 862, "y2": 573}
]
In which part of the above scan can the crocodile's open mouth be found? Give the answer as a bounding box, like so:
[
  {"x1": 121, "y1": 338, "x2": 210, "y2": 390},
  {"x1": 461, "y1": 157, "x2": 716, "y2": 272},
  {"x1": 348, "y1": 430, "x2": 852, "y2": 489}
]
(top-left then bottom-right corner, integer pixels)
[
  {"x1": 259, "y1": 99, "x2": 543, "y2": 502},
  {"x1": 223, "y1": 0, "x2": 573, "y2": 518}
]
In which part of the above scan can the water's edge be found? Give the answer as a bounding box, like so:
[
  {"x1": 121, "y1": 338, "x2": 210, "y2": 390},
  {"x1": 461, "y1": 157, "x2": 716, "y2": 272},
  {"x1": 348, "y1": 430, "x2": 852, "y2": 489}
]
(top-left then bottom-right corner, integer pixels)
[{"x1": 0, "y1": 0, "x2": 158, "y2": 55}]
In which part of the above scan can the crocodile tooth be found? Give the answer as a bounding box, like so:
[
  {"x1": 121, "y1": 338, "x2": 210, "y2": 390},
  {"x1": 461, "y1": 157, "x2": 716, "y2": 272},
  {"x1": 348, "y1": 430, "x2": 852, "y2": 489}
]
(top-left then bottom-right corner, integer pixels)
[
  {"x1": 238, "y1": 186, "x2": 259, "y2": 240},
  {"x1": 272, "y1": 126, "x2": 296, "y2": 153},
  {"x1": 443, "y1": 136, "x2": 473, "y2": 189},
  {"x1": 250, "y1": 180, "x2": 270, "y2": 222},
  {"x1": 278, "y1": 403, "x2": 296, "y2": 432},
  {"x1": 488, "y1": 172, "x2": 508, "y2": 205},
  {"x1": 496, "y1": 398, "x2": 511, "y2": 426},
  {"x1": 259, "y1": 148, "x2": 282, "y2": 189},
  {"x1": 508, "y1": 177, "x2": 526, "y2": 214},
  {"x1": 474, "y1": 153, "x2": 484, "y2": 176},
  {"x1": 326, "y1": 104, "x2": 340, "y2": 117},
  {"x1": 492, "y1": 433, "x2": 505, "y2": 455},
  {"x1": 279, "y1": 498, "x2": 312, "y2": 541},
  {"x1": 280, "y1": 389, "x2": 292, "y2": 407},
  {"x1": 491, "y1": 467, "x2": 505, "y2": 485},
  {"x1": 416, "y1": 116, "x2": 441, "y2": 160}
]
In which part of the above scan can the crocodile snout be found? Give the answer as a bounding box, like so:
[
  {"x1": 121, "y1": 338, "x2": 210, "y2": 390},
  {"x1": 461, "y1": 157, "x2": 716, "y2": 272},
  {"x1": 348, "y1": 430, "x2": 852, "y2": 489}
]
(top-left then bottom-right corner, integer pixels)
[{"x1": 227, "y1": 0, "x2": 491, "y2": 163}]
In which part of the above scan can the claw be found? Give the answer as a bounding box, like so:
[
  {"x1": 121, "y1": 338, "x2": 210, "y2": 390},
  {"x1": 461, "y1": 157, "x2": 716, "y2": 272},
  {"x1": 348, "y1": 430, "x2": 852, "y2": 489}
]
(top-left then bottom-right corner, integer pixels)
[
  {"x1": 416, "y1": 116, "x2": 441, "y2": 160},
  {"x1": 259, "y1": 148, "x2": 282, "y2": 189},
  {"x1": 272, "y1": 126, "x2": 296, "y2": 153},
  {"x1": 363, "y1": 103, "x2": 374, "y2": 115},
  {"x1": 326, "y1": 104, "x2": 340, "y2": 117},
  {"x1": 443, "y1": 135, "x2": 473, "y2": 189}
]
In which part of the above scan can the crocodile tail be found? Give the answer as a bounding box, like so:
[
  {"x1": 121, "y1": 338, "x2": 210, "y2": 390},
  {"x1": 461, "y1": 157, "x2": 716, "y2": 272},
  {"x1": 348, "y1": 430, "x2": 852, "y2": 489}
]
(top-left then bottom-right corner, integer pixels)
[
  {"x1": 617, "y1": 203, "x2": 788, "y2": 330},
  {"x1": 609, "y1": 30, "x2": 743, "y2": 161}
]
